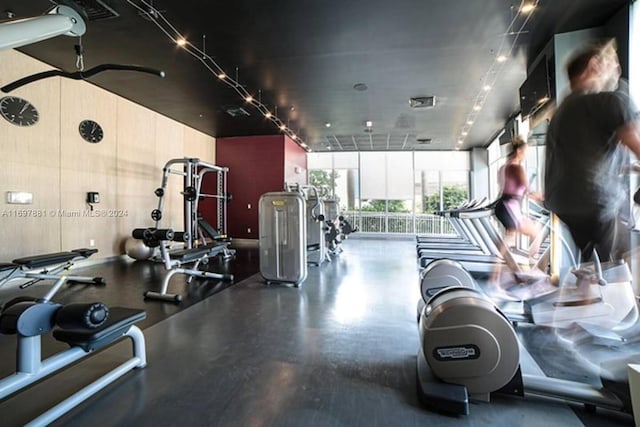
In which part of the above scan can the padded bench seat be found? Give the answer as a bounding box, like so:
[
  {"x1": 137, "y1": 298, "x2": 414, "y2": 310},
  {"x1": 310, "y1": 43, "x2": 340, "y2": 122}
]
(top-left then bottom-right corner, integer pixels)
[
  {"x1": 12, "y1": 247, "x2": 97, "y2": 270},
  {"x1": 53, "y1": 307, "x2": 146, "y2": 352},
  {"x1": 71, "y1": 248, "x2": 98, "y2": 258},
  {"x1": 169, "y1": 243, "x2": 228, "y2": 263}
]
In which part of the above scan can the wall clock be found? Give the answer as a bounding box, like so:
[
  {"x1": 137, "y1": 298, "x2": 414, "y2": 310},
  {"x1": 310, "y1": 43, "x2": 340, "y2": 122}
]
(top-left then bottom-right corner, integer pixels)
[
  {"x1": 0, "y1": 96, "x2": 39, "y2": 127},
  {"x1": 79, "y1": 119, "x2": 104, "y2": 143}
]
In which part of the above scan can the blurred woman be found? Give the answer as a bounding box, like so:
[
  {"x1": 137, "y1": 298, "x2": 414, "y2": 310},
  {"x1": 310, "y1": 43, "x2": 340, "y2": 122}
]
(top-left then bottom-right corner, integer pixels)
[{"x1": 494, "y1": 136, "x2": 543, "y2": 263}]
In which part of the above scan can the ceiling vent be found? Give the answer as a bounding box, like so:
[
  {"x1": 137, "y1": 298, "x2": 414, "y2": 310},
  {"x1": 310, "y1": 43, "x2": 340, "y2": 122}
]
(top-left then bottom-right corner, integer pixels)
[
  {"x1": 59, "y1": 0, "x2": 120, "y2": 21},
  {"x1": 224, "y1": 106, "x2": 251, "y2": 117},
  {"x1": 416, "y1": 138, "x2": 434, "y2": 145},
  {"x1": 409, "y1": 96, "x2": 436, "y2": 109}
]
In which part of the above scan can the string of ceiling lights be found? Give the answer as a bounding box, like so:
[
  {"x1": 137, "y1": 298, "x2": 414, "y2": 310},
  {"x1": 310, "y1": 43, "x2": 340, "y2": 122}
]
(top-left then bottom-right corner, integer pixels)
[
  {"x1": 456, "y1": 0, "x2": 540, "y2": 149},
  {"x1": 124, "y1": 0, "x2": 309, "y2": 151}
]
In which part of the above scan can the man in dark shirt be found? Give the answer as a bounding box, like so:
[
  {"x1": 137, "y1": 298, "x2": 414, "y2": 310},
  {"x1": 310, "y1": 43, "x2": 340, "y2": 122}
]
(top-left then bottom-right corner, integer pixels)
[{"x1": 545, "y1": 40, "x2": 640, "y2": 262}]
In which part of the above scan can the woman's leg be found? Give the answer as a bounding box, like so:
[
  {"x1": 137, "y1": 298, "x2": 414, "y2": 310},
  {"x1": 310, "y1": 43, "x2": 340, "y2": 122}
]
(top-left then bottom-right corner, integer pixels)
[{"x1": 519, "y1": 219, "x2": 542, "y2": 259}]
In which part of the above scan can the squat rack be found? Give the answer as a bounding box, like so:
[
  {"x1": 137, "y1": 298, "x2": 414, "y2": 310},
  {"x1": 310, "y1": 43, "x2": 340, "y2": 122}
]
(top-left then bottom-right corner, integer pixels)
[{"x1": 152, "y1": 158, "x2": 230, "y2": 249}]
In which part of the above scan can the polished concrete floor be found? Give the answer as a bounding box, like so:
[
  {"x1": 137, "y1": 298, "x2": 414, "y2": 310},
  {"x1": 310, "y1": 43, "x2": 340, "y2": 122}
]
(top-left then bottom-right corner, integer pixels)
[{"x1": 0, "y1": 238, "x2": 636, "y2": 426}]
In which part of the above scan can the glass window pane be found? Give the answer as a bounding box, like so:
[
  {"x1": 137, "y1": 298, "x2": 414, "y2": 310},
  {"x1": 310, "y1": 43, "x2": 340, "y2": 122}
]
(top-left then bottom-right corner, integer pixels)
[
  {"x1": 418, "y1": 171, "x2": 440, "y2": 213},
  {"x1": 386, "y1": 152, "x2": 414, "y2": 199},
  {"x1": 387, "y1": 200, "x2": 413, "y2": 233},
  {"x1": 307, "y1": 153, "x2": 332, "y2": 169},
  {"x1": 333, "y1": 152, "x2": 359, "y2": 169},
  {"x1": 309, "y1": 169, "x2": 335, "y2": 196},
  {"x1": 487, "y1": 137, "x2": 501, "y2": 164},
  {"x1": 441, "y1": 171, "x2": 470, "y2": 210},
  {"x1": 360, "y1": 152, "x2": 387, "y2": 199},
  {"x1": 334, "y1": 169, "x2": 359, "y2": 211},
  {"x1": 525, "y1": 144, "x2": 543, "y2": 193},
  {"x1": 414, "y1": 152, "x2": 470, "y2": 170}
]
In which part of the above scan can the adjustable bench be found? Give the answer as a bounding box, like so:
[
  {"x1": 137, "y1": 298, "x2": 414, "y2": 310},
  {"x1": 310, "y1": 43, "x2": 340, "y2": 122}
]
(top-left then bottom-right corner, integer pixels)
[
  {"x1": 0, "y1": 279, "x2": 146, "y2": 426},
  {"x1": 0, "y1": 248, "x2": 105, "y2": 291},
  {"x1": 132, "y1": 228, "x2": 234, "y2": 303}
]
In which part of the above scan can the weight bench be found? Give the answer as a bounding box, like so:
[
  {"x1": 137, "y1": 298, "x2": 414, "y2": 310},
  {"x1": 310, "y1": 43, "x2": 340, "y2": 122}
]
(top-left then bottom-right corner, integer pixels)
[
  {"x1": 197, "y1": 217, "x2": 235, "y2": 254},
  {"x1": 132, "y1": 228, "x2": 234, "y2": 303},
  {"x1": 0, "y1": 279, "x2": 146, "y2": 426},
  {"x1": 0, "y1": 248, "x2": 105, "y2": 291}
]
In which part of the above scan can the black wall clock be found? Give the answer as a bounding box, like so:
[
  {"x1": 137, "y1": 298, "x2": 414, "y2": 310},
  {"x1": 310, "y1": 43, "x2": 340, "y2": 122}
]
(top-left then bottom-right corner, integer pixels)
[
  {"x1": 79, "y1": 119, "x2": 104, "y2": 143},
  {"x1": 0, "y1": 96, "x2": 39, "y2": 127}
]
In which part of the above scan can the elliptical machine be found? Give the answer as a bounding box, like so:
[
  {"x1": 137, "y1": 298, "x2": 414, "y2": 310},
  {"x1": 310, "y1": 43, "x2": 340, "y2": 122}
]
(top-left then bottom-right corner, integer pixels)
[
  {"x1": 416, "y1": 285, "x2": 633, "y2": 415},
  {"x1": 419, "y1": 229, "x2": 638, "y2": 334}
]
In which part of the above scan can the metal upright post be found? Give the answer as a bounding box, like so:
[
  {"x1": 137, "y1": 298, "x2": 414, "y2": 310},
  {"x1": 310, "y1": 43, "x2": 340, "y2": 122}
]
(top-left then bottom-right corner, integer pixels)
[{"x1": 184, "y1": 160, "x2": 194, "y2": 249}]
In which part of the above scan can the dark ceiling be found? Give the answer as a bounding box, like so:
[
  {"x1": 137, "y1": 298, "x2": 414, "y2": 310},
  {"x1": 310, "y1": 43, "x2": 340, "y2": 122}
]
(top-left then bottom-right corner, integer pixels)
[{"x1": 0, "y1": 0, "x2": 631, "y2": 152}]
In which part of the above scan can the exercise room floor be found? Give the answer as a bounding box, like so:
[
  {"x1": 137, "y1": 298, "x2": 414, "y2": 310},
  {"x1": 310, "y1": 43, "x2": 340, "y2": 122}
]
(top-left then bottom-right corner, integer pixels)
[{"x1": 0, "y1": 238, "x2": 635, "y2": 426}]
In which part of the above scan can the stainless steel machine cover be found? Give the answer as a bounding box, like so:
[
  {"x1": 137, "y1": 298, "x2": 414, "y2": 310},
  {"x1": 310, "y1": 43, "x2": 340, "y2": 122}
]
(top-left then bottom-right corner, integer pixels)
[{"x1": 259, "y1": 192, "x2": 307, "y2": 285}]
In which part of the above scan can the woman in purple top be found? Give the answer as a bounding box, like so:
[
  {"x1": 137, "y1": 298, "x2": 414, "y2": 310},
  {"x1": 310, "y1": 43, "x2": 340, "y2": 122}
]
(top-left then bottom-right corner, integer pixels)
[{"x1": 494, "y1": 136, "x2": 543, "y2": 261}]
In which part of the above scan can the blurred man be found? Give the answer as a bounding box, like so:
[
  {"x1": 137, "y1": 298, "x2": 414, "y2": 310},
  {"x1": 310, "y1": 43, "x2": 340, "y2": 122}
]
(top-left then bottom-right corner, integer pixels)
[{"x1": 544, "y1": 39, "x2": 640, "y2": 262}]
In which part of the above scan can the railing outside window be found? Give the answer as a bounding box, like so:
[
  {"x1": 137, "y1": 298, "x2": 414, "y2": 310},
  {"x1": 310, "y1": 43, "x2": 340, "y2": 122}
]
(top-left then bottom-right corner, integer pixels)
[{"x1": 343, "y1": 211, "x2": 455, "y2": 235}]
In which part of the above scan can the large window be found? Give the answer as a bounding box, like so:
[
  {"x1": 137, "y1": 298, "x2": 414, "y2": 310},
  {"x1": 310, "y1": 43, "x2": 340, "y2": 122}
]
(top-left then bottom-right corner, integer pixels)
[
  {"x1": 487, "y1": 134, "x2": 504, "y2": 201},
  {"x1": 309, "y1": 151, "x2": 470, "y2": 235},
  {"x1": 308, "y1": 153, "x2": 359, "y2": 211}
]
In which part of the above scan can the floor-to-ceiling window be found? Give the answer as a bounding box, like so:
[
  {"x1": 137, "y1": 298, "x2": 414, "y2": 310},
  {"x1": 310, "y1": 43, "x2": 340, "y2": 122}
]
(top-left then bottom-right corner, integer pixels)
[
  {"x1": 308, "y1": 151, "x2": 470, "y2": 235},
  {"x1": 414, "y1": 152, "x2": 470, "y2": 234},
  {"x1": 487, "y1": 134, "x2": 504, "y2": 202},
  {"x1": 359, "y1": 152, "x2": 414, "y2": 233}
]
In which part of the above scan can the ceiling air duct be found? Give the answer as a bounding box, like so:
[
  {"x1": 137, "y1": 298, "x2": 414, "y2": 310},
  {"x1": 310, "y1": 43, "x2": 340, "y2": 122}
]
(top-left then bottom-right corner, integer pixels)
[
  {"x1": 57, "y1": 0, "x2": 120, "y2": 21},
  {"x1": 409, "y1": 96, "x2": 436, "y2": 109}
]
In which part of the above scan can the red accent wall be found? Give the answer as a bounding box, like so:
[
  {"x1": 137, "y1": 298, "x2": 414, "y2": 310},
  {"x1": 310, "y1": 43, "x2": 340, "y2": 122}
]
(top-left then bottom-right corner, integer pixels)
[
  {"x1": 284, "y1": 136, "x2": 308, "y2": 185},
  {"x1": 206, "y1": 135, "x2": 307, "y2": 240}
]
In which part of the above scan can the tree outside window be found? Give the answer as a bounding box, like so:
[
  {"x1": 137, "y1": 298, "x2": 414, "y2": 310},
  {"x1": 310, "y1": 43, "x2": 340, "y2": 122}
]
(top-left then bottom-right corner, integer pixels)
[{"x1": 423, "y1": 185, "x2": 468, "y2": 213}]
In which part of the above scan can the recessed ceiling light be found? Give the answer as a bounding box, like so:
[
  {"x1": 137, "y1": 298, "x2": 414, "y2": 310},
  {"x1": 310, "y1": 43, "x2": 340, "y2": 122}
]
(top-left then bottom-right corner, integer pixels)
[
  {"x1": 325, "y1": 122, "x2": 331, "y2": 128},
  {"x1": 521, "y1": 3, "x2": 535, "y2": 13},
  {"x1": 365, "y1": 120, "x2": 373, "y2": 128}
]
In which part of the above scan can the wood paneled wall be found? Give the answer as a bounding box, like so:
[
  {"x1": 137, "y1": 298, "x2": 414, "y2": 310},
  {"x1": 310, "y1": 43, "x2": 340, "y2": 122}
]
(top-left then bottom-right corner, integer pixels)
[{"x1": 0, "y1": 49, "x2": 215, "y2": 260}]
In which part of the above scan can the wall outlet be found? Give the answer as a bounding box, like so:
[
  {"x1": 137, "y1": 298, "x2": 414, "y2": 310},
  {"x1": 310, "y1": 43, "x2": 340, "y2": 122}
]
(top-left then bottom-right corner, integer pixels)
[
  {"x1": 89, "y1": 239, "x2": 96, "y2": 247},
  {"x1": 6, "y1": 191, "x2": 33, "y2": 204}
]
